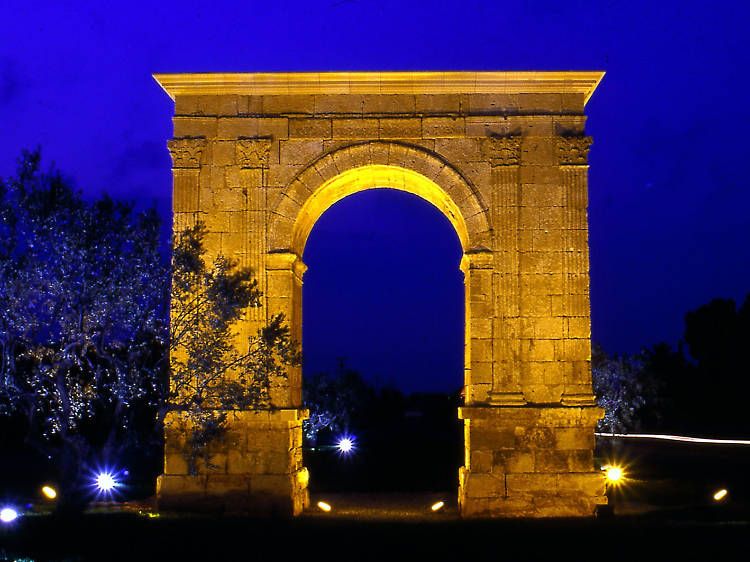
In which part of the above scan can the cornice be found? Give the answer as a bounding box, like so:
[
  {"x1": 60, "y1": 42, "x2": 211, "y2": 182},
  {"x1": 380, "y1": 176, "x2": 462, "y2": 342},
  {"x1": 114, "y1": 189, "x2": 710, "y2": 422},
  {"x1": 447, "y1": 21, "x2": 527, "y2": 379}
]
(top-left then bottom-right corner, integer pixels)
[{"x1": 153, "y1": 71, "x2": 605, "y2": 105}]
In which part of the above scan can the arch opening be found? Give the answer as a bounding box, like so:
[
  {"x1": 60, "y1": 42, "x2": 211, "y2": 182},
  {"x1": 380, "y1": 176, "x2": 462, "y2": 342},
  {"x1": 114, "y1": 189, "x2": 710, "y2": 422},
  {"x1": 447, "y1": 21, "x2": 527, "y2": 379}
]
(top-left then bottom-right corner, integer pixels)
[
  {"x1": 290, "y1": 165, "x2": 471, "y2": 257},
  {"x1": 301, "y1": 188, "x2": 465, "y2": 494}
]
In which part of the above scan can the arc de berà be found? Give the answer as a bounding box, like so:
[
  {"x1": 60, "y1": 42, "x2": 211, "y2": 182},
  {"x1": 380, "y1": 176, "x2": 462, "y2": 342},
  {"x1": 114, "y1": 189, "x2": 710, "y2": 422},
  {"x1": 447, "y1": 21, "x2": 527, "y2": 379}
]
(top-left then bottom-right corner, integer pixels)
[{"x1": 154, "y1": 71, "x2": 607, "y2": 518}]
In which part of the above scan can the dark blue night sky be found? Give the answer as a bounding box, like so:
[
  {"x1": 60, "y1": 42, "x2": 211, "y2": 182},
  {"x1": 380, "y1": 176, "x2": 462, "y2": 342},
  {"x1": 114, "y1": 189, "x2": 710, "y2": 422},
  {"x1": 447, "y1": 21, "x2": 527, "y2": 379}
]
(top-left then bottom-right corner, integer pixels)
[{"x1": 2, "y1": 1, "x2": 749, "y2": 392}]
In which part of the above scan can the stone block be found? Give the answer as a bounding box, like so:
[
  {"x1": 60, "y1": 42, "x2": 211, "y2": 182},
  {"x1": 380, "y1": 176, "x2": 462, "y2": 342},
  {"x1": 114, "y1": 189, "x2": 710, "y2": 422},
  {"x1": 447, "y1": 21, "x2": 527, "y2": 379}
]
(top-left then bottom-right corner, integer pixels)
[
  {"x1": 566, "y1": 317, "x2": 591, "y2": 339},
  {"x1": 238, "y1": 95, "x2": 263, "y2": 114},
  {"x1": 559, "y1": 473, "x2": 606, "y2": 496},
  {"x1": 468, "y1": 361, "x2": 492, "y2": 385},
  {"x1": 332, "y1": 118, "x2": 379, "y2": 139},
  {"x1": 362, "y1": 94, "x2": 415, "y2": 114},
  {"x1": 415, "y1": 94, "x2": 460, "y2": 114},
  {"x1": 464, "y1": 94, "x2": 519, "y2": 114},
  {"x1": 520, "y1": 294, "x2": 551, "y2": 317},
  {"x1": 520, "y1": 252, "x2": 563, "y2": 275},
  {"x1": 561, "y1": 93, "x2": 585, "y2": 114},
  {"x1": 251, "y1": 474, "x2": 292, "y2": 496},
  {"x1": 206, "y1": 474, "x2": 251, "y2": 495},
  {"x1": 470, "y1": 450, "x2": 494, "y2": 472},
  {"x1": 434, "y1": 138, "x2": 482, "y2": 163},
  {"x1": 422, "y1": 116, "x2": 465, "y2": 137},
  {"x1": 517, "y1": 116, "x2": 554, "y2": 136},
  {"x1": 494, "y1": 451, "x2": 535, "y2": 473},
  {"x1": 470, "y1": 338, "x2": 492, "y2": 363},
  {"x1": 158, "y1": 474, "x2": 206, "y2": 495},
  {"x1": 506, "y1": 473, "x2": 558, "y2": 492},
  {"x1": 520, "y1": 183, "x2": 563, "y2": 207},
  {"x1": 462, "y1": 472, "x2": 505, "y2": 498},
  {"x1": 378, "y1": 118, "x2": 421, "y2": 139},
  {"x1": 175, "y1": 95, "x2": 200, "y2": 115},
  {"x1": 217, "y1": 117, "x2": 257, "y2": 138},
  {"x1": 518, "y1": 93, "x2": 561, "y2": 114},
  {"x1": 263, "y1": 95, "x2": 315, "y2": 115},
  {"x1": 533, "y1": 450, "x2": 571, "y2": 472},
  {"x1": 314, "y1": 94, "x2": 365, "y2": 114},
  {"x1": 289, "y1": 118, "x2": 332, "y2": 139},
  {"x1": 258, "y1": 118, "x2": 289, "y2": 139},
  {"x1": 173, "y1": 116, "x2": 218, "y2": 138},
  {"x1": 279, "y1": 140, "x2": 323, "y2": 165},
  {"x1": 464, "y1": 116, "x2": 518, "y2": 137},
  {"x1": 165, "y1": 453, "x2": 188, "y2": 475},
  {"x1": 563, "y1": 338, "x2": 591, "y2": 361}
]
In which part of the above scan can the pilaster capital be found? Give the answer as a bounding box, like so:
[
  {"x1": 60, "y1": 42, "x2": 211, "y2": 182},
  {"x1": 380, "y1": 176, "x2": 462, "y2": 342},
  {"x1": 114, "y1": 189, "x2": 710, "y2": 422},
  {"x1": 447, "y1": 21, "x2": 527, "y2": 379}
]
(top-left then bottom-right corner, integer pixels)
[
  {"x1": 463, "y1": 249, "x2": 494, "y2": 271},
  {"x1": 557, "y1": 136, "x2": 593, "y2": 165},
  {"x1": 481, "y1": 135, "x2": 522, "y2": 167},
  {"x1": 266, "y1": 251, "x2": 307, "y2": 280},
  {"x1": 167, "y1": 137, "x2": 207, "y2": 168},
  {"x1": 236, "y1": 137, "x2": 272, "y2": 169}
]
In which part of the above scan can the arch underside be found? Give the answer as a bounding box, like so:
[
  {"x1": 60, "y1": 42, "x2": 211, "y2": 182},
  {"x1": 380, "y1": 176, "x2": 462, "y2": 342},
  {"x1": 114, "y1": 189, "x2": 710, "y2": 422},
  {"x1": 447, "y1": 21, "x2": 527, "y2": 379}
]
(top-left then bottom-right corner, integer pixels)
[{"x1": 268, "y1": 141, "x2": 491, "y2": 256}]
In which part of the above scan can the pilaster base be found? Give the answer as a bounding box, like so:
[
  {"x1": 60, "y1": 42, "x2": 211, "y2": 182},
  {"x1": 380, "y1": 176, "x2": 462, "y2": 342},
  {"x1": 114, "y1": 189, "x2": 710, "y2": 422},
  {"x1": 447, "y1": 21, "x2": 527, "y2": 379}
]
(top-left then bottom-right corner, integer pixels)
[
  {"x1": 157, "y1": 408, "x2": 309, "y2": 516},
  {"x1": 458, "y1": 404, "x2": 606, "y2": 518}
]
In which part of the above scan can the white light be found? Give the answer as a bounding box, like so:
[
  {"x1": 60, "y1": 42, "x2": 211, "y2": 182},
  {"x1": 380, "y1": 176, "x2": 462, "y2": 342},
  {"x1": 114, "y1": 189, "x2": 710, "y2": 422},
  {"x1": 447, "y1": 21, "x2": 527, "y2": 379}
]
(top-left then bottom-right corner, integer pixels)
[
  {"x1": 714, "y1": 489, "x2": 728, "y2": 501},
  {"x1": 42, "y1": 486, "x2": 57, "y2": 499},
  {"x1": 0, "y1": 508, "x2": 18, "y2": 523},
  {"x1": 335, "y1": 434, "x2": 357, "y2": 456},
  {"x1": 96, "y1": 472, "x2": 117, "y2": 492},
  {"x1": 606, "y1": 467, "x2": 623, "y2": 482},
  {"x1": 595, "y1": 432, "x2": 750, "y2": 446},
  {"x1": 431, "y1": 501, "x2": 445, "y2": 512},
  {"x1": 317, "y1": 501, "x2": 332, "y2": 512}
]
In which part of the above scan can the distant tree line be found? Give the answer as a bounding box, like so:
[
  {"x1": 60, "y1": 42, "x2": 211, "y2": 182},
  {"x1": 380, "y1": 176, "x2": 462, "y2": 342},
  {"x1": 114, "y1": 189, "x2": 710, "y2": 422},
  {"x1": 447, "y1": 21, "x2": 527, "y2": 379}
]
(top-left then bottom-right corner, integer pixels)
[{"x1": 593, "y1": 294, "x2": 750, "y2": 438}]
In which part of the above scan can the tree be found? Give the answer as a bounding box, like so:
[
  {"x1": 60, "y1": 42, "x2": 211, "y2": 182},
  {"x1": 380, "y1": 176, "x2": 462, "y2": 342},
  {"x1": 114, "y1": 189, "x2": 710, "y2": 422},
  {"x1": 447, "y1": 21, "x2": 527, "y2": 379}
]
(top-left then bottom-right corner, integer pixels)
[
  {"x1": 0, "y1": 150, "x2": 169, "y2": 508},
  {"x1": 163, "y1": 223, "x2": 300, "y2": 473},
  {"x1": 682, "y1": 294, "x2": 750, "y2": 435},
  {"x1": 0, "y1": 150, "x2": 300, "y2": 506},
  {"x1": 591, "y1": 346, "x2": 647, "y2": 434},
  {"x1": 302, "y1": 361, "x2": 371, "y2": 444}
]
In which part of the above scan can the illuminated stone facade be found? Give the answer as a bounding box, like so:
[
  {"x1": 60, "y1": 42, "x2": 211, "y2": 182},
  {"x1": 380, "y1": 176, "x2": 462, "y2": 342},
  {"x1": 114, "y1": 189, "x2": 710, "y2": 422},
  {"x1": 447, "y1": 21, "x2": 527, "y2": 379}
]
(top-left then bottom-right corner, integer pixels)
[{"x1": 154, "y1": 72, "x2": 607, "y2": 517}]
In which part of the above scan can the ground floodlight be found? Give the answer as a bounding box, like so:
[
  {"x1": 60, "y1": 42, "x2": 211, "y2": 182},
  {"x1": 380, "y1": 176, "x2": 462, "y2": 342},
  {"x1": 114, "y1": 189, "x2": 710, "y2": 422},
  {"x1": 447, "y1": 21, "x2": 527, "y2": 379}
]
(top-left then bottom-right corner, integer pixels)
[
  {"x1": 96, "y1": 472, "x2": 117, "y2": 492},
  {"x1": 317, "y1": 501, "x2": 332, "y2": 512},
  {"x1": 713, "y1": 489, "x2": 728, "y2": 501},
  {"x1": 335, "y1": 434, "x2": 357, "y2": 456},
  {"x1": 605, "y1": 466, "x2": 623, "y2": 484},
  {"x1": 0, "y1": 507, "x2": 18, "y2": 523},
  {"x1": 41, "y1": 485, "x2": 57, "y2": 499},
  {"x1": 431, "y1": 501, "x2": 445, "y2": 512}
]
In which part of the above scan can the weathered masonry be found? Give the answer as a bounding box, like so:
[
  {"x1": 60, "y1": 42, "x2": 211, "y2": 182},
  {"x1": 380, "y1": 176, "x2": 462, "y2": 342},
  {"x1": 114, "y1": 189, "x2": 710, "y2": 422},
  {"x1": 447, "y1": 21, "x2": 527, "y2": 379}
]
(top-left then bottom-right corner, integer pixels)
[{"x1": 154, "y1": 71, "x2": 607, "y2": 517}]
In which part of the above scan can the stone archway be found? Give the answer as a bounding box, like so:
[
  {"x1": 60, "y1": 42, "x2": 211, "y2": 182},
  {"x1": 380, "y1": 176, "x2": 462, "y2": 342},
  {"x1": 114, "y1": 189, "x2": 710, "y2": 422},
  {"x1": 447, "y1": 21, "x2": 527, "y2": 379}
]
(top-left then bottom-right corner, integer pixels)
[{"x1": 155, "y1": 71, "x2": 607, "y2": 517}]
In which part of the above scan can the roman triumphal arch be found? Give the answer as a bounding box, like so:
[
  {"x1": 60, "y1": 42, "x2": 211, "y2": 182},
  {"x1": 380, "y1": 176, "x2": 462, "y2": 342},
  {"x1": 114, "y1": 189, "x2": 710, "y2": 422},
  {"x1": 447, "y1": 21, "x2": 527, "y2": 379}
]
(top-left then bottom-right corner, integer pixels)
[{"x1": 154, "y1": 71, "x2": 607, "y2": 517}]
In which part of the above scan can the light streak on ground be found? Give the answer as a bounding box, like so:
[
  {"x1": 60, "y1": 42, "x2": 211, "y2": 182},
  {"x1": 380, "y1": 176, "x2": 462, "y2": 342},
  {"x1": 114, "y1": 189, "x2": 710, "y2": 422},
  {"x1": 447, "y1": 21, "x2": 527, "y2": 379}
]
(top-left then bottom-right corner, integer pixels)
[{"x1": 595, "y1": 432, "x2": 750, "y2": 445}]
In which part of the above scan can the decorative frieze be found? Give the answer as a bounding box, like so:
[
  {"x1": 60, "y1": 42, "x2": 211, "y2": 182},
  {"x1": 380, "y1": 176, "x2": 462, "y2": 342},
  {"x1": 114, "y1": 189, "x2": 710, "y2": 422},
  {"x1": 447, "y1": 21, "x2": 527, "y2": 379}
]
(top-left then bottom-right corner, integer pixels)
[
  {"x1": 167, "y1": 137, "x2": 207, "y2": 168},
  {"x1": 236, "y1": 137, "x2": 272, "y2": 169},
  {"x1": 557, "y1": 136, "x2": 593, "y2": 165},
  {"x1": 482, "y1": 135, "x2": 522, "y2": 167}
]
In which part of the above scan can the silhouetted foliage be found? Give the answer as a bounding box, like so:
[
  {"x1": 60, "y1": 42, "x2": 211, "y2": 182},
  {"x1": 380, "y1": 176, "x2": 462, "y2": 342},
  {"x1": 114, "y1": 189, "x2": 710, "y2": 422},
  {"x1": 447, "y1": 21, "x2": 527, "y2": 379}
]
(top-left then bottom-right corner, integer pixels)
[
  {"x1": 681, "y1": 295, "x2": 750, "y2": 436},
  {"x1": 302, "y1": 361, "x2": 372, "y2": 444}
]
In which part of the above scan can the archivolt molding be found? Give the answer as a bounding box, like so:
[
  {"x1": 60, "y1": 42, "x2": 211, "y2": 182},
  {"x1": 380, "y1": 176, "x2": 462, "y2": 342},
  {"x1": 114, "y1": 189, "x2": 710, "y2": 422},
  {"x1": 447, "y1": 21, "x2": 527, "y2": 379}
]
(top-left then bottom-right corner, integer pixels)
[{"x1": 268, "y1": 141, "x2": 491, "y2": 255}]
